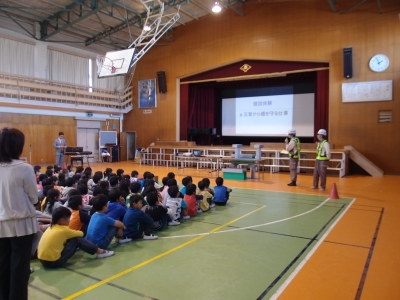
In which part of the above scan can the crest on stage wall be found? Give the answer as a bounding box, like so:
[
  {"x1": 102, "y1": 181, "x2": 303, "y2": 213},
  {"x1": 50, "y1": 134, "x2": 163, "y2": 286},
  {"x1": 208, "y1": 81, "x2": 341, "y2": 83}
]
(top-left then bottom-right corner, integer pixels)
[{"x1": 240, "y1": 64, "x2": 252, "y2": 73}]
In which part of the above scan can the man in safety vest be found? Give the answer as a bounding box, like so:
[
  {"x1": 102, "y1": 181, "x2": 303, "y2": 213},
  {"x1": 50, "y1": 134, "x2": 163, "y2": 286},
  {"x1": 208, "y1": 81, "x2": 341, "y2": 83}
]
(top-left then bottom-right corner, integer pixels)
[
  {"x1": 311, "y1": 129, "x2": 331, "y2": 191},
  {"x1": 285, "y1": 129, "x2": 301, "y2": 186}
]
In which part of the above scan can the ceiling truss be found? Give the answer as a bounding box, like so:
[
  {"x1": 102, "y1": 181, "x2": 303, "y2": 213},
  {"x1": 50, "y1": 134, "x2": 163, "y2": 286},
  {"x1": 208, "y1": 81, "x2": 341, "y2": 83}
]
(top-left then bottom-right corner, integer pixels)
[
  {"x1": 0, "y1": 0, "x2": 388, "y2": 53},
  {"x1": 327, "y1": 0, "x2": 383, "y2": 14}
]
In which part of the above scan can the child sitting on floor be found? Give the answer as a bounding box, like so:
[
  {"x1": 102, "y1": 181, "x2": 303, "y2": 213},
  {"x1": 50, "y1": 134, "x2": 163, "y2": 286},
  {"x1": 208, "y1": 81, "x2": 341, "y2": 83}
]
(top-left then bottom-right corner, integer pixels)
[
  {"x1": 202, "y1": 177, "x2": 215, "y2": 196},
  {"x1": 130, "y1": 170, "x2": 140, "y2": 183},
  {"x1": 123, "y1": 195, "x2": 158, "y2": 240},
  {"x1": 43, "y1": 188, "x2": 62, "y2": 216},
  {"x1": 213, "y1": 177, "x2": 232, "y2": 206},
  {"x1": 166, "y1": 185, "x2": 184, "y2": 225},
  {"x1": 106, "y1": 189, "x2": 128, "y2": 221},
  {"x1": 197, "y1": 180, "x2": 213, "y2": 211},
  {"x1": 126, "y1": 181, "x2": 148, "y2": 211},
  {"x1": 37, "y1": 206, "x2": 113, "y2": 268},
  {"x1": 145, "y1": 191, "x2": 169, "y2": 231},
  {"x1": 184, "y1": 184, "x2": 203, "y2": 217},
  {"x1": 180, "y1": 176, "x2": 192, "y2": 196},
  {"x1": 86, "y1": 195, "x2": 131, "y2": 247},
  {"x1": 68, "y1": 195, "x2": 91, "y2": 235}
]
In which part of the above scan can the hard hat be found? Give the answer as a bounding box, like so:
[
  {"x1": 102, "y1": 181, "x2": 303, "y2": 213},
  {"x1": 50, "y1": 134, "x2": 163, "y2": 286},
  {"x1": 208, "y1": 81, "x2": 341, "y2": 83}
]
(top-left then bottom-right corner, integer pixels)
[
  {"x1": 288, "y1": 129, "x2": 296, "y2": 135},
  {"x1": 317, "y1": 129, "x2": 327, "y2": 135}
]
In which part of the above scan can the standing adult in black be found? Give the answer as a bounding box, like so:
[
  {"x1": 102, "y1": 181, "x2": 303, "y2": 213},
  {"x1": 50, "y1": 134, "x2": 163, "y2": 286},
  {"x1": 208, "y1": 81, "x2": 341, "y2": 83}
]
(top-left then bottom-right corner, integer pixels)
[{"x1": 0, "y1": 128, "x2": 38, "y2": 300}]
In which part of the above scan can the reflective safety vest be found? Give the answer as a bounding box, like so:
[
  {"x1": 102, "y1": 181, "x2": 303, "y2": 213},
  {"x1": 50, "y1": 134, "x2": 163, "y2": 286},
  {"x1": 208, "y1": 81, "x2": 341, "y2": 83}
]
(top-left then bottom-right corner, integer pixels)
[
  {"x1": 289, "y1": 137, "x2": 301, "y2": 159},
  {"x1": 316, "y1": 140, "x2": 329, "y2": 160}
]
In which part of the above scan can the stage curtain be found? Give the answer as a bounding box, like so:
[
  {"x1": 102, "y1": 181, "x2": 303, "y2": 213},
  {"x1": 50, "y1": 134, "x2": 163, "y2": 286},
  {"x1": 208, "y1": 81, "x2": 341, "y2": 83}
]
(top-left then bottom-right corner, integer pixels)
[
  {"x1": 315, "y1": 70, "x2": 329, "y2": 141},
  {"x1": 180, "y1": 60, "x2": 329, "y2": 144},
  {"x1": 180, "y1": 84, "x2": 189, "y2": 140},
  {"x1": 187, "y1": 84, "x2": 216, "y2": 145}
]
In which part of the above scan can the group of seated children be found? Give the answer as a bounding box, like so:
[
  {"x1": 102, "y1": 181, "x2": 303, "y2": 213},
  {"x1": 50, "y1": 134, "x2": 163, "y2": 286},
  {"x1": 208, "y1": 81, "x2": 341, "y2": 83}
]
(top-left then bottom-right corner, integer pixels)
[{"x1": 34, "y1": 166, "x2": 232, "y2": 269}]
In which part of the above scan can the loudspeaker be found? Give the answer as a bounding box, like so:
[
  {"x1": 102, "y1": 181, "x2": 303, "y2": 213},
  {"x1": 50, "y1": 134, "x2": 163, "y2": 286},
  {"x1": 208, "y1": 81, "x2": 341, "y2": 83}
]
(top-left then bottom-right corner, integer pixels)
[
  {"x1": 157, "y1": 71, "x2": 167, "y2": 93},
  {"x1": 111, "y1": 145, "x2": 119, "y2": 162},
  {"x1": 343, "y1": 47, "x2": 353, "y2": 79}
]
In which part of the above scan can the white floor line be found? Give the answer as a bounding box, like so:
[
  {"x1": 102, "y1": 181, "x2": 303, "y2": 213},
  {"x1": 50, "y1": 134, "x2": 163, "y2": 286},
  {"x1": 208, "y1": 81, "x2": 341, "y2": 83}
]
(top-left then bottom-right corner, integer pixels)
[
  {"x1": 269, "y1": 197, "x2": 356, "y2": 300},
  {"x1": 161, "y1": 197, "x2": 338, "y2": 239}
]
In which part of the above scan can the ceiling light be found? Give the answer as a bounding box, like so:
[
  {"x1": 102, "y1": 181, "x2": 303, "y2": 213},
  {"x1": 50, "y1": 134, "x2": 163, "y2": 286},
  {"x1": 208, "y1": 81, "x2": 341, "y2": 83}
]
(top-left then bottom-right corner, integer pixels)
[
  {"x1": 143, "y1": 24, "x2": 151, "y2": 31},
  {"x1": 212, "y1": 2, "x2": 222, "y2": 13}
]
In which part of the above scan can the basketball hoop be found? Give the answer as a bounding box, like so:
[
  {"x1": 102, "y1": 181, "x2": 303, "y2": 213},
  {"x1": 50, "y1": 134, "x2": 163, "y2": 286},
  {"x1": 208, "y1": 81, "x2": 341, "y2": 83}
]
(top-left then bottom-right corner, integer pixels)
[{"x1": 96, "y1": 55, "x2": 116, "y2": 75}]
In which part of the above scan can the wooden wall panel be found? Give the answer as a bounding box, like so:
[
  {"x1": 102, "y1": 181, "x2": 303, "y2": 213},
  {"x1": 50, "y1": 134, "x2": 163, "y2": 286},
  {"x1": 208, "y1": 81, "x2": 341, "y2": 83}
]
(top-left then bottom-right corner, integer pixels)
[
  {"x1": 0, "y1": 113, "x2": 123, "y2": 165},
  {"x1": 122, "y1": 0, "x2": 400, "y2": 173},
  {"x1": 0, "y1": 113, "x2": 76, "y2": 165}
]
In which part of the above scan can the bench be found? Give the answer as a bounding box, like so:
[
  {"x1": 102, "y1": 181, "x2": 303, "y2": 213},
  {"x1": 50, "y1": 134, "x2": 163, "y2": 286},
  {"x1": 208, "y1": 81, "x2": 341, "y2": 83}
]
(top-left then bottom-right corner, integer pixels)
[
  {"x1": 222, "y1": 168, "x2": 247, "y2": 180},
  {"x1": 71, "y1": 155, "x2": 95, "y2": 167},
  {"x1": 262, "y1": 157, "x2": 346, "y2": 177},
  {"x1": 71, "y1": 156, "x2": 83, "y2": 167}
]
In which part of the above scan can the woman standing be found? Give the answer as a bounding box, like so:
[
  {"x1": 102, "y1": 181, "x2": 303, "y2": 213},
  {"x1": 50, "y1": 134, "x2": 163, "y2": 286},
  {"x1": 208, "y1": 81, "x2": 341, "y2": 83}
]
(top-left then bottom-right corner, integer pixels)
[{"x1": 0, "y1": 128, "x2": 38, "y2": 300}]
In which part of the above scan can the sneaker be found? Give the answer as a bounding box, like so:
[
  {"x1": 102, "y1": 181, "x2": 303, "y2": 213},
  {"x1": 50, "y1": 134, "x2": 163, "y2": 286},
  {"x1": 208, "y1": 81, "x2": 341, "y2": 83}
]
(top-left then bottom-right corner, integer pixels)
[
  {"x1": 143, "y1": 234, "x2": 158, "y2": 240},
  {"x1": 310, "y1": 186, "x2": 318, "y2": 189},
  {"x1": 197, "y1": 209, "x2": 203, "y2": 213},
  {"x1": 97, "y1": 250, "x2": 114, "y2": 259},
  {"x1": 210, "y1": 204, "x2": 215, "y2": 208},
  {"x1": 182, "y1": 215, "x2": 190, "y2": 220},
  {"x1": 319, "y1": 188, "x2": 325, "y2": 191},
  {"x1": 287, "y1": 182, "x2": 296, "y2": 186},
  {"x1": 168, "y1": 220, "x2": 181, "y2": 226},
  {"x1": 117, "y1": 237, "x2": 132, "y2": 244}
]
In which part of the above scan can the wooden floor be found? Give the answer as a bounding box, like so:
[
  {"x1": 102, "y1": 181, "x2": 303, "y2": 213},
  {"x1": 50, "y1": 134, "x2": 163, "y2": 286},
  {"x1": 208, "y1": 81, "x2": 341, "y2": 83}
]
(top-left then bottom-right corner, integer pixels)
[{"x1": 30, "y1": 161, "x2": 399, "y2": 299}]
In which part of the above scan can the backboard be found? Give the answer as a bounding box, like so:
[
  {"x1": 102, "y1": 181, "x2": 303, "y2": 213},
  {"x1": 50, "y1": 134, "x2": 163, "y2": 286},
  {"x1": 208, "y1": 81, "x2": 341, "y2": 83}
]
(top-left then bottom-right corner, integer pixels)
[{"x1": 97, "y1": 48, "x2": 136, "y2": 78}]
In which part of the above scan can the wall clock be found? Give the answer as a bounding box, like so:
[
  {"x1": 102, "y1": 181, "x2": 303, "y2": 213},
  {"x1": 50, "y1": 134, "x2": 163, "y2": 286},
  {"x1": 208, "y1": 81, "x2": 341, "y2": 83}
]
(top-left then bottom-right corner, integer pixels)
[{"x1": 369, "y1": 54, "x2": 389, "y2": 72}]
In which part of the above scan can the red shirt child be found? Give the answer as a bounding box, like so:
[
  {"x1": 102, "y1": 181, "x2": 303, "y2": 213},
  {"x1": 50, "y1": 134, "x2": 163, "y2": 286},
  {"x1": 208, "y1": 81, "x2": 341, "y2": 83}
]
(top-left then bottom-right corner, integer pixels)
[{"x1": 183, "y1": 183, "x2": 203, "y2": 217}]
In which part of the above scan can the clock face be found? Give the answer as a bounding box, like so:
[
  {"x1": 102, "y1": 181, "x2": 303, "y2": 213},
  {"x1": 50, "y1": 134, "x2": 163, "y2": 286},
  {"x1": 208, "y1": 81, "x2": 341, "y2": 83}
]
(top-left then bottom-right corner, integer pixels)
[{"x1": 369, "y1": 54, "x2": 389, "y2": 72}]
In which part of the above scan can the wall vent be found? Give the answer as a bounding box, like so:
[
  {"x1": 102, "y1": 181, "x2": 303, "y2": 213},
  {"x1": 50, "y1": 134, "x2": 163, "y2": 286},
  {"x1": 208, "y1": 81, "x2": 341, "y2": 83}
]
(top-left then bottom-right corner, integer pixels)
[{"x1": 378, "y1": 110, "x2": 392, "y2": 123}]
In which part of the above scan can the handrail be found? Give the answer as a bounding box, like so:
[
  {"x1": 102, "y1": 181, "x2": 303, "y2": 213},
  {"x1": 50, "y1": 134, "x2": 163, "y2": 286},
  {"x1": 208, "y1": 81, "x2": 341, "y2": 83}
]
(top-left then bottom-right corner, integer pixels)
[
  {"x1": 139, "y1": 145, "x2": 349, "y2": 178},
  {"x1": 0, "y1": 71, "x2": 133, "y2": 113}
]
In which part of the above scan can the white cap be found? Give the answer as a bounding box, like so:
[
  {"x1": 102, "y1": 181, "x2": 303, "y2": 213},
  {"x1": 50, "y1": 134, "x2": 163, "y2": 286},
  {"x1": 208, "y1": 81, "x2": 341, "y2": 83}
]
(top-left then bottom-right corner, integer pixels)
[
  {"x1": 288, "y1": 129, "x2": 296, "y2": 135},
  {"x1": 317, "y1": 129, "x2": 327, "y2": 135}
]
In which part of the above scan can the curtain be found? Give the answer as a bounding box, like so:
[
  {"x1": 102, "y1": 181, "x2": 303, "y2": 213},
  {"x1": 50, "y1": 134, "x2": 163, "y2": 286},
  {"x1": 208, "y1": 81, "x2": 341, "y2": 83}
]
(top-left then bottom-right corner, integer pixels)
[
  {"x1": 0, "y1": 37, "x2": 34, "y2": 76},
  {"x1": 187, "y1": 84, "x2": 216, "y2": 145},
  {"x1": 91, "y1": 58, "x2": 125, "y2": 91},
  {"x1": 48, "y1": 50, "x2": 88, "y2": 86},
  {"x1": 181, "y1": 71, "x2": 329, "y2": 144},
  {"x1": 314, "y1": 69, "x2": 329, "y2": 141}
]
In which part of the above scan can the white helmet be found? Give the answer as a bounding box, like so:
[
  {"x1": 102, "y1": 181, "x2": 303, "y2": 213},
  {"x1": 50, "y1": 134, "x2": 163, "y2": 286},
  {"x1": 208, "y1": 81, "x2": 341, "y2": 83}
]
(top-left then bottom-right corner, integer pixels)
[
  {"x1": 317, "y1": 129, "x2": 327, "y2": 135},
  {"x1": 288, "y1": 129, "x2": 296, "y2": 135}
]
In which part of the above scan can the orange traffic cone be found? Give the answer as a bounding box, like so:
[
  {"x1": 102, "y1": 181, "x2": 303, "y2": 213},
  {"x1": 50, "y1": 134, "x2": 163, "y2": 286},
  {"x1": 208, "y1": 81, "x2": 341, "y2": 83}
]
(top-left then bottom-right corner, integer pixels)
[
  {"x1": 329, "y1": 183, "x2": 340, "y2": 199},
  {"x1": 62, "y1": 162, "x2": 67, "y2": 169}
]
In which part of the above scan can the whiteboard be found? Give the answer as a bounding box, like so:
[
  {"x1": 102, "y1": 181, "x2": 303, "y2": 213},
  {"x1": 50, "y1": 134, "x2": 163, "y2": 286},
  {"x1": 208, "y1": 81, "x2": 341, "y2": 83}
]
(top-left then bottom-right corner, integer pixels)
[
  {"x1": 342, "y1": 80, "x2": 392, "y2": 103},
  {"x1": 99, "y1": 131, "x2": 117, "y2": 147}
]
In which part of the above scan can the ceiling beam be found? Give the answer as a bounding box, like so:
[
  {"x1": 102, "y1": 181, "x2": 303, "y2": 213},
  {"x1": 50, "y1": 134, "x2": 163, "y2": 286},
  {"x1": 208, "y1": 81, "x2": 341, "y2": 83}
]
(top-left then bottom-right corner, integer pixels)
[
  {"x1": 85, "y1": 0, "x2": 187, "y2": 47},
  {"x1": 40, "y1": 0, "x2": 120, "y2": 41},
  {"x1": 376, "y1": 0, "x2": 383, "y2": 14},
  {"x1": 190, "y1": 0, "x2": 213, "y2": 14},
  {"x1": 222, "y1": 0, "x2": 244, "y2": 17},
  {"x1": 341, "y1": 0, "x2": 367, "y2": 14},
  {"x1": 326, "y1": 0, "x2": 336, "y2": 12},
  {"x1": 85, "y1": 15, "x2": 141, "y2": 46},
  {"x1": 0, "y1": 7, "x2": 38, "y2": 39}
]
